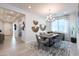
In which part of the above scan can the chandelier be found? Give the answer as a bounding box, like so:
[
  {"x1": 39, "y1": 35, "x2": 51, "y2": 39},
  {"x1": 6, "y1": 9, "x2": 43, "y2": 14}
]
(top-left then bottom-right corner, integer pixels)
[{"x1": 46, "y1": 9, "x2": 55, "y2": 21}]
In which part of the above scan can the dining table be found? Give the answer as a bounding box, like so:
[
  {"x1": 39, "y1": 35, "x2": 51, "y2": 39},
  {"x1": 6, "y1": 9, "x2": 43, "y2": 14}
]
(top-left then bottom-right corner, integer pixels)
[{"x1": 39, "y1": 33, "x2": 59, "y2": 47}]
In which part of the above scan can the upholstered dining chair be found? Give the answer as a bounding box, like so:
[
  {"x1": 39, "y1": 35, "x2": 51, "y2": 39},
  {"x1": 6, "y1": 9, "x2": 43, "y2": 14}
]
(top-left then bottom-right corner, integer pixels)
[
  {"x1": 36, "y1": 34, "x2": 49, "y2": 49},
  {"x1": 53, "y1": 34, "x2": 63, "y2": 48}
]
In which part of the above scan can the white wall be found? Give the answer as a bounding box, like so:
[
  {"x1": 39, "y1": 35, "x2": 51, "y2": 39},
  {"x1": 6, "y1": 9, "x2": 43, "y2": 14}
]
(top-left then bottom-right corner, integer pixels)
[
  {"x1": 13, "y1": 20, "x2": 19, "y2": 37},
  {"x1": 4, "y1": 22, "x2": 12, "y2": 35},
  {"x1": 13, "y1": 17, "x2": 25, "y2": 38},
  {"x1": 22, "y1": 12, "x2": 46, "y2": 43},
  {"x1": 69, "y1": 13, "x2": 78, "y2": 38},
  {"x1": 0, "y1": 20, "x2": 13, "y2": 35}
]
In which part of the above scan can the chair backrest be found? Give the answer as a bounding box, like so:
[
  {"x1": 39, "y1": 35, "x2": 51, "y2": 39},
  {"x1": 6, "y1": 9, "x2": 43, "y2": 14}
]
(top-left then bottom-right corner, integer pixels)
[
  {"x1": 53, "y1": 34, "x2": 62, "y2": 42},
  {"x1": 56, "y1": 34, "x2": 63, "y2": 42},
  {"x1": 36, "y1": 34, "x2": 40, "y2": 44},
  {"x1": 36, "y1": 34, "x2": 49, "y2": 44}
]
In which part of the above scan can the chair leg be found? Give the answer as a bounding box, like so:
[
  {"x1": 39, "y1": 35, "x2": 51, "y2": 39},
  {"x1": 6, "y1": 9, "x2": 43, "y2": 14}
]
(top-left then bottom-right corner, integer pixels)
[{"x1": 38, "y1": 44, "x2": 41, "y2": 49}]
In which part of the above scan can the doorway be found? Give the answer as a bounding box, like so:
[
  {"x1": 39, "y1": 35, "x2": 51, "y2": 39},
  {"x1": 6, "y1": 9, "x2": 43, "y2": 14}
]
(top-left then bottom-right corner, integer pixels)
[{"x1": 4, "y1": 22, "x2": 13, "y2": 36}]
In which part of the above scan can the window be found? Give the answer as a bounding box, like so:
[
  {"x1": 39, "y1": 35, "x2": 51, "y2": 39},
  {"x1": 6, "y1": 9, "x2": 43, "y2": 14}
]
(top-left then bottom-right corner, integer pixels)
[
  {"x1": 51, "y1": 19, "x2": 68, "y2": 33},
  {"x1": 51, "y1": 20, "x2": 58, "y2": 32}
]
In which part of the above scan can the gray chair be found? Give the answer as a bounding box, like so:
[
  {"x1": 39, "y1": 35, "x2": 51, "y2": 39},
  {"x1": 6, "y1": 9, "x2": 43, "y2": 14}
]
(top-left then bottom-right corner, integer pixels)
[
  {"x1": 53, "y1": 34, "x2": 63, "y2": 48},
  {"x1": 36, "y1": 34, "x2": 49, "y2": 49}
]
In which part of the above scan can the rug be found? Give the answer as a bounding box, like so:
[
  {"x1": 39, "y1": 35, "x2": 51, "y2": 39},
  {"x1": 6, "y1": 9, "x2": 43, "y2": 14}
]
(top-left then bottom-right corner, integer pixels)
[{"x1": 23, "y1": 41, "x2": 70, "y2": 56}]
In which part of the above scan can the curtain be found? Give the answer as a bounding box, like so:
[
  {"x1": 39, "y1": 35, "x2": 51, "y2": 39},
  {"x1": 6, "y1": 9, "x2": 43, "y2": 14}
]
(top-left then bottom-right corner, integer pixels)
[{"x1": 51, "y1": 15, "x2": 71, "y2": 41}]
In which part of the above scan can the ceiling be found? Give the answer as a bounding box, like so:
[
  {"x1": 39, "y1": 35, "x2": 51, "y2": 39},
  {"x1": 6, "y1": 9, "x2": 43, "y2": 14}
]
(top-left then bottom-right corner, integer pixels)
[
  {"x1": 0, "y1": 3, "x2": 78, "y2": 23},
  {"x1": 10, "y1": 3, "x2": 78, "y2": 17},
  {"x1": 0, "y1": 7, "x2": 25, "y2": 23}
]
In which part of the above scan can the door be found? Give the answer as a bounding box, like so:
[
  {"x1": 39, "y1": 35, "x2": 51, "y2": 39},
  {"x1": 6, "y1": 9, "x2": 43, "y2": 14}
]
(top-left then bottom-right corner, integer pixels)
[{"x1": 4, "y1": 23, "x2": 13, "y2": 35}]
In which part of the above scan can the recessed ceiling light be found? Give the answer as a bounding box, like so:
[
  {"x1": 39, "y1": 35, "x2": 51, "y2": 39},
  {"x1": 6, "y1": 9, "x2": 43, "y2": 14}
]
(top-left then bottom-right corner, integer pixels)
[{"x1": 28, "y1": 6, "x2": 31, "y2": 9}]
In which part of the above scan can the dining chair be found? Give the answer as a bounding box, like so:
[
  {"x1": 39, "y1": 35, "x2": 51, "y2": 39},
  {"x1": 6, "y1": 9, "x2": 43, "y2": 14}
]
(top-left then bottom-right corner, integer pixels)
[
  {"x1": 36, "y1": 34, "x2": 49, "y2": 49},
  {"x1": 53, "y1": 34, "x2": 63, "y2": 48}
]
